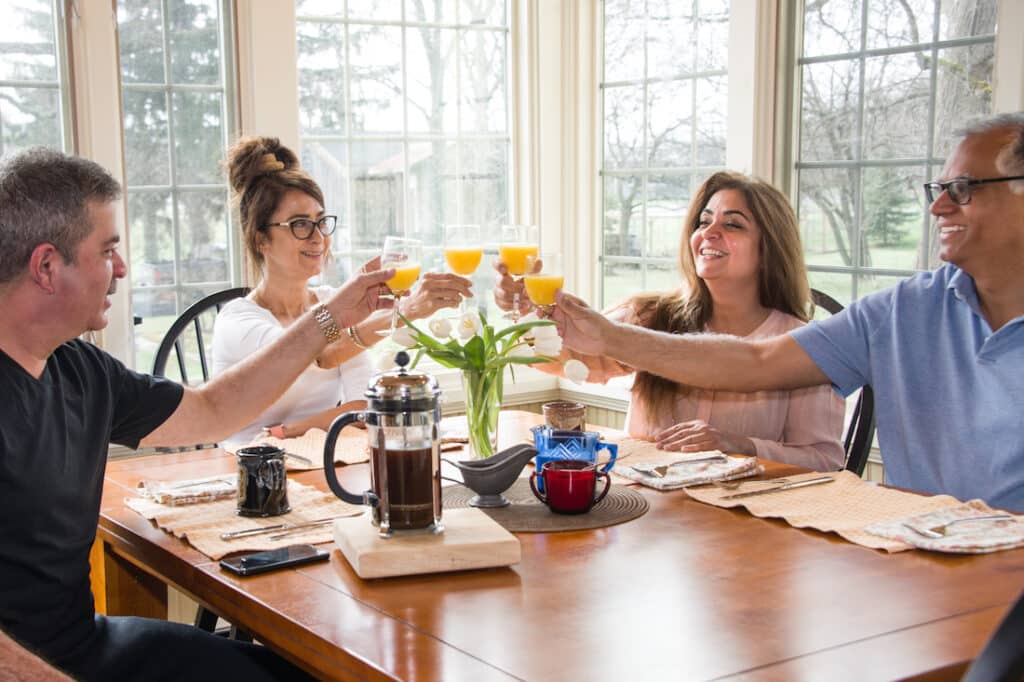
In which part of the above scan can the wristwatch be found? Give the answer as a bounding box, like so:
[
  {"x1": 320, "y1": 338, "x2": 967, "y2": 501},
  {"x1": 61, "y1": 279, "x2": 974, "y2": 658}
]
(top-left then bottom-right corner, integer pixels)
[
  {"x1": 312, "y1": 303, "x2": 342, "y2": 343},
  {"x1": 262, "y1": 424, "x2": 286, "y2": 439}
]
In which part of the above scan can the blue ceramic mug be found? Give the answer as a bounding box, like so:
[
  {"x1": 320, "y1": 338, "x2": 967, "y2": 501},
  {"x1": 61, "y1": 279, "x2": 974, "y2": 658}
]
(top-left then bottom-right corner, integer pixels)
[{"x1": 530, "y1": 425, "x2": 618, "y2": 492}]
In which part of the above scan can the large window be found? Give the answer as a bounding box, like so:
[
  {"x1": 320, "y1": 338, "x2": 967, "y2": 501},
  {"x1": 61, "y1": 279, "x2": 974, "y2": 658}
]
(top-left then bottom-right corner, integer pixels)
[
  {"x1": 795, "y1": 0, "x2": 996, "y2": 303},
  {"x1": 600, "y1": 0, "x2": 729, "y2": 307},
  {"x1": 118, "y1": 0, "x2": 238, "y2": 372},
  {"x1": 296, "y1": 0, "x2": 511, "y2": 293},
  {"x1": 0, "y1": 0, "x2": 71, "y2": 158}
]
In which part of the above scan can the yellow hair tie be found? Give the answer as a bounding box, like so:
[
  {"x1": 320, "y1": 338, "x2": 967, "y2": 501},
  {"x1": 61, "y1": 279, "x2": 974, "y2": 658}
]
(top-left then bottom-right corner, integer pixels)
[{"x1": 260, "y1": 153, "x2": 285, "y2": 171}]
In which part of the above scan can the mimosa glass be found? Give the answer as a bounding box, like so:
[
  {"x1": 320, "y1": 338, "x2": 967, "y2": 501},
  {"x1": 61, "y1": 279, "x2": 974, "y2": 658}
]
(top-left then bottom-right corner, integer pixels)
[
  {"x1": 444, "y1": 225, "x2": 482, "y2": 314},
  {"x1": 498, "y1": 224, "x2": 539, "y2": 321},
  {"x1": 379, "y1": 236, "x2": 423, "y2": 336},
  {"x1": 523, "y1": 252, "x2": 563, "y2": 314}
]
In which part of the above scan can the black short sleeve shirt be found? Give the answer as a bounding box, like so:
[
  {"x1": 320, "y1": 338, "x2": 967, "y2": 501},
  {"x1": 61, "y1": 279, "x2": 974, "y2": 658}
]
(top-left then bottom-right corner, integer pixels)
[{"x1": 0, "y1": 340, "x2": 184, "y2": 662}]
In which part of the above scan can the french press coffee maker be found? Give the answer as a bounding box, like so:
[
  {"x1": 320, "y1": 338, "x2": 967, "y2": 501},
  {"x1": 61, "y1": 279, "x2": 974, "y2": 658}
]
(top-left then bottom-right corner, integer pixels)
[{"x1": 323, "y1": 351, "x2": 443, "y2": 537}]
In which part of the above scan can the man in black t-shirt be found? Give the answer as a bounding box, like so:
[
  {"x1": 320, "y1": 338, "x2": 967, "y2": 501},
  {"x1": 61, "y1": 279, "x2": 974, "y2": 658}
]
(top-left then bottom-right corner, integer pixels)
[{"x1": 0, "y1": 148, "x2": 395, "y2": 681}]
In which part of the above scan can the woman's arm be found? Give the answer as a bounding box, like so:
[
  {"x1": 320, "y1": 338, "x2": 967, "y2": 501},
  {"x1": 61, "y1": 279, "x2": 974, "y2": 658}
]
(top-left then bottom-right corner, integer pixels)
[
  {"x1": 748, "y1": 384, "x2": 847, "y2": 471},
  {"x1": 274, "y1": 399, "x2": 368, "y2": 438}
]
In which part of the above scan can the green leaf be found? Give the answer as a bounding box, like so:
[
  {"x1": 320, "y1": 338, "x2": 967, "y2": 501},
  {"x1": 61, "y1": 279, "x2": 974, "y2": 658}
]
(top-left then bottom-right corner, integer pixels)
[{"x1": 463, "y1": 335, "x2": 486, "y2": 370}]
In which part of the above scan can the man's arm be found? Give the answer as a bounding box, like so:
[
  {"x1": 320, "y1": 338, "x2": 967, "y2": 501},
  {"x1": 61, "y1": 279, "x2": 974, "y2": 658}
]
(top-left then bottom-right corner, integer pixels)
[
  {"x1": 141, "y1": 267, "x2": 393, "y2": 447},
  {"x1": 0, "y1": 629, "x2": 71, "y2": 681},
  {"x1": 551, "y1": 290, "x2": 829, "y2": 392}
]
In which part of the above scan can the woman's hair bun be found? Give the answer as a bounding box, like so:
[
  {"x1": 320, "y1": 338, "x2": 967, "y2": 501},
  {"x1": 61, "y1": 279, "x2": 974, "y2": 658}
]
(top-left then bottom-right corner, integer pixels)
[{"x1": 226, "y1": 136, "x2": 300, "y2": 194}]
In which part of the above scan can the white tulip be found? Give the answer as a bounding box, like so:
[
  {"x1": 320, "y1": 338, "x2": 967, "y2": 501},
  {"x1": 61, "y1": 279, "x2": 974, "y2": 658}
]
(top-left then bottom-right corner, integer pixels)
[
  {"x1": 456, "y1": 312, "x2": 483, "y2": 340},
  {"x1": 533, "y1": 336, "x2": 563, "y2": 356},
  {"x1": 563, "y1": 358, "x2": 590, "y2": 384},
  {"x1": 429, "y1": 317, "x2": 453, "y2": 339},
  {"x1": 391, "y1": 326, "x2": 418, "y2": 348},
  {"x1": 507, "y1": 342, "x2": 534, "y2": 358},
  {"x1": 531, "y1": 323, "x2": 559, "y2": 340}
]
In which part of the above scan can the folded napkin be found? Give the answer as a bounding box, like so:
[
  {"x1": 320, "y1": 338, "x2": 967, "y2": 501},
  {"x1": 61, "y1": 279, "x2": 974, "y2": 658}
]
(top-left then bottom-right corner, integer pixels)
[
  {"x1": 237, "y1": 427, "x2": 369, "y2": 471},
  {"x1": 138, "y1": 474, "x2": 237, "y2": 506},
  {"x1": 863, "y1": 500, "x2": 1024, "y2": 554},
  {"x1": 126, "y1": 479, "x2": 362, "y2": 560},
  {"x1": 612, "y1": 450, "x2": 761, "y2": 490}
]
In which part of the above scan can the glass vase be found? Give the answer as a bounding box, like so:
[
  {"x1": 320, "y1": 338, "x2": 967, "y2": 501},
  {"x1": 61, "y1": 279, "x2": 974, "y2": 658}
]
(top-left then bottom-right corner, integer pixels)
[{"x1": 461, "y1": 367, "x2": 503, "y2": 459}]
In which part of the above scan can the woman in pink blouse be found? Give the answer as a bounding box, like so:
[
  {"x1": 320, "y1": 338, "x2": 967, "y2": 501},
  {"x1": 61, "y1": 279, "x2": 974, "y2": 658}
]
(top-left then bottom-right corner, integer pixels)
[{"x1": 497, "y1": 171, "x2": 844, "y2": 471}]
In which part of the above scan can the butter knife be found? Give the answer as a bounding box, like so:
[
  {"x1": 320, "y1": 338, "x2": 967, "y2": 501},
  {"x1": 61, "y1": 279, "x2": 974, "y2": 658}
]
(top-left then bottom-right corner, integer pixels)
[
  {"x1": 220, "y1": 517, "x2": 336, "y2": 540},
  {"x1": 720, "y1": 475, "x2": 834, "y2": 500},
  {"x1": 284, "y1": 451, "x2": 314, "y2": 467}
]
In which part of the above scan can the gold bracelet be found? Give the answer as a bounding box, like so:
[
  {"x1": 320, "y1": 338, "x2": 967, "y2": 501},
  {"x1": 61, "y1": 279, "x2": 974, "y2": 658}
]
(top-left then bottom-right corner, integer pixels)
[
  {"x1": 347, "y1": 324, "x2": 368, "y2": 349},
  {"x1": 311, "y1": 303, "x2": 342, "y2": 344}
]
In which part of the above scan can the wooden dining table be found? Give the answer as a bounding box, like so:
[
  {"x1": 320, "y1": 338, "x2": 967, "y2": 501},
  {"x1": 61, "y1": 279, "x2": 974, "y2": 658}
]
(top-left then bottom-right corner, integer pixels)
[{"x1": 97, "y1": 410, "x2": 1024, "y2": 681}]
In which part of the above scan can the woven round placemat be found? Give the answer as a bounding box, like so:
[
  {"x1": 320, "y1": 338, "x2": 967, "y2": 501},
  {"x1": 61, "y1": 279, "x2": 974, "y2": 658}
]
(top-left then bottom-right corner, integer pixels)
[{"x1": 443, "y1": 478, "x2": 649, "y2": 533}]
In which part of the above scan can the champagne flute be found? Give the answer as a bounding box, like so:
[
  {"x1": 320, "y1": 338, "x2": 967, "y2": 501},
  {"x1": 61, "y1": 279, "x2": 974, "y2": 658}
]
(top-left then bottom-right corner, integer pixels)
[
  {"x1": 497, "y1": 224, "x2": 539, "y2": 321},
  {"x1": 523, "y1": 251, "x2": 564, "y2": 316},
  {"x1": 378, "y1": 236, "x2": 423, "y2": 336},
  {"x1": 443, "y1": 224, "x2": 483, "y2": 315}
]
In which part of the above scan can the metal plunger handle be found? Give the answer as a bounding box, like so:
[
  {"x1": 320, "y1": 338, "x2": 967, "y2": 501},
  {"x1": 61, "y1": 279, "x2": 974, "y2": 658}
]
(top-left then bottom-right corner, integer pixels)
[{"x1": 323, "y1": 411, "x2": 379, "y2": 507}]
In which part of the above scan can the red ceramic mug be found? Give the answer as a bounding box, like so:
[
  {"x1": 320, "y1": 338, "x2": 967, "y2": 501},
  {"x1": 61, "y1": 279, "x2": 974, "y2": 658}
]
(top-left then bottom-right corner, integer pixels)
[{"x1": 529, "y1": 460, "x2": 610, "y2": 514}]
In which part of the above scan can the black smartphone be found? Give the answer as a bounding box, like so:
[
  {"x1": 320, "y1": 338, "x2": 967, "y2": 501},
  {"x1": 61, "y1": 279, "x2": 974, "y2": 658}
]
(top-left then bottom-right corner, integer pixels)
[{"x1": 220, "y1": 544, "x2": 329, "y2": 576}]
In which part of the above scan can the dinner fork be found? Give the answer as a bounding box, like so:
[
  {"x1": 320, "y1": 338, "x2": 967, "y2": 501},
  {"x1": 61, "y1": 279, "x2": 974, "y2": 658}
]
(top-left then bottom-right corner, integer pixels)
[
  {"x1": 630, "y1": 454, "x2": 728, "y2": 478},
  {"x1": 903, "y1": 514, "x2": 1014, "y2": 539}
]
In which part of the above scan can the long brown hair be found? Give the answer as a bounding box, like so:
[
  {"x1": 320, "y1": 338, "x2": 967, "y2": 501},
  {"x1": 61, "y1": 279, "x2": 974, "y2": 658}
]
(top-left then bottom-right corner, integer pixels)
[
  {"x1": 225, "y1": 136, "x2": 324, "y2": 269},
  {"x1": 625, "y1": 171, "x2": 811, "y2": 417}
]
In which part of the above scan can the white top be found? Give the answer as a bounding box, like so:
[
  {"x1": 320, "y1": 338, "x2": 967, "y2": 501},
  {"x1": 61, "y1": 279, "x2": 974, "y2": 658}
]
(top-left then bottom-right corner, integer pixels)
[{"x1": 211, "y1": 285, "x2": 373, "y2": 448}]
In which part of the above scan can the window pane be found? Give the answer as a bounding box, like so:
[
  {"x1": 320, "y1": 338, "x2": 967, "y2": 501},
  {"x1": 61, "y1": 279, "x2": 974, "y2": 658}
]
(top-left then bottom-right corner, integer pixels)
[
  {"x1": 695, "y1": 0, "x2": 730, "y2": 72},
  {"x1": 460, "y1": 0, "x2": 504, "y2": 25},
  {"x1": 0, "y1": 0, "x2": 57, "y2": 81},
  {"x1": 803, "y1": 0, "x2": 863, "y2": 58},
  {"x1": 406, "y1": 0, "x2": 457, "y2": 23},
  {"x1": 352, "y1": 140, "x2": 405, "y2": 247},
  {"x1": 603, "y1": 260, "x2": 643, "y2": 304},
  {"x1": 800, "y1": 60, "x2": 859, "y2": 163},
  {"x1": 647, "y1": 2, "x2": 694, "y2": 77},
  {"x1": 798, "y1": 167, "x2": 859, "y2": 269},
  {"x1": 123, "y1": 90, "x2": 170, "y2": 185},
  {"x1": 172, "y1": 91, "x2": 225, "y2": 184},
  {"x1": 461, "y1": 139, "x2": 507, "y2": 228},
  {"x1": 347, "y1": 0, "x2": 402, "y2": 21},
  {"x1": 863, "y1": 52, "x2": 930, "y2": 160},
  {"x1": 646, "y1": 175, "x2": 689, "y2": 259},
  {"x1": 809, "y1": 272, "x2": 855, "y2": 313},
  {"x1": 695, "y1": 75, "x2": 727, "y2": 167},
  {"x1": 604, "y1": 175, "x2": 643, "y2": 258},
  {"x1": 407, "y1": 141, "x2": 456, "y2": 240},
  {"x1": 168, "y1": 0, "x2": 221, "y2": 85},
  {"x1": 604, "y1": 0, "x2": 645, "y2": 82},
  {"x1": 406, "y1": 28, "x2": 454, "y2": 132},
  {"x1": 301, "y1": 140, "x2": 350, "y2": 229},
  {"x1": 862, "y1": 166, "x2": 928, "y2": 271},
  {"x1": 938, "y1": 0, "x2": 996, "y2": 41},
  {"x1": 645, "y1": 260, "x2": 677, "y2": 292},
  {"x1": 866, "y1": 0, "x2": 933, "y2": 50},
  {"x1": 459, "y1": 29, "x2": 506, "y2": 133},
  {"x1": 932, "y1": 43, "x2": 995, "y2": 158},
  {"x1": 349, "y1": 25, "x2": 403, "y2": 134},
  {"x1": 296, "y1": 0, "x2": 344, "y2": 18},
  {"x1": 297, "y1": 22, "x2": 346, "y2": 136},
  {"x1": 647, "y1": 80, "x2": 692, "y2": 168},
  {"x1": 177, "y1": 190, "x2": 229, "y2": 284},
  {"x1": 118, "y1": 0, "x2": 166, "y2": 84},
  {"x1": 604, "y1": 84, "x2": 644, "y2": 170},
  {"x1": 129, "y1": 190, "x2": 175, "y2": 292},
  {"x1": 0, "y1": 86, "x2": 62, "y2": 153}
]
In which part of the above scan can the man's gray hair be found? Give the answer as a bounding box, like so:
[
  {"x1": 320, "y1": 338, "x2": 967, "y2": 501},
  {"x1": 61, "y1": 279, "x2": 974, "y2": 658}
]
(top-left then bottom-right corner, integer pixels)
[
  {"x1": 955, "y1": 112, "x2": 1024, "y2": 194},
  {"x1": 0, "y1": 147, "x2": 121, "y2": 284}
]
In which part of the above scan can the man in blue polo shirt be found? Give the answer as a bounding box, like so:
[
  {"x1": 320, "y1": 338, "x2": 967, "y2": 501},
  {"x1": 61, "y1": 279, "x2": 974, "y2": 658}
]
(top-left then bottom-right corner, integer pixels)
[{"x1": 552, "y1": 112, "x2": 1024, "y2": 512}]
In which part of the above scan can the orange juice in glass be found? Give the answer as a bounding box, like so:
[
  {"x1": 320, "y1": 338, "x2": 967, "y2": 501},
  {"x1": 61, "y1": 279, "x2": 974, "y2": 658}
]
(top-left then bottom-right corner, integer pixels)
[
  {"x1": 523, "y1": 252, "x2": 563, "y2": 311},
  {"x1": 378, "y1": 236, "x2": 423, "y2": 336},
  {"x1": 498, "y1": 225, "x2": 539, "y2": 320},
  {"x1": 444, "y1": 225, "x2": 482, "y2": 315}
]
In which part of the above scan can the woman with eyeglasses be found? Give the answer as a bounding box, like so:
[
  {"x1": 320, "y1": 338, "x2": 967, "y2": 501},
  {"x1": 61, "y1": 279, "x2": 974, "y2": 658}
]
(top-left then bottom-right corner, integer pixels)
[{"x1": 213, "y1": 137, "x2": 471, "y2": 446}]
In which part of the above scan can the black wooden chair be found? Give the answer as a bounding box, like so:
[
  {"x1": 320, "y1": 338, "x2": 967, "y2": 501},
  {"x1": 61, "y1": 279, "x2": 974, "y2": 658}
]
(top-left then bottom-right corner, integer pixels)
[
  {"x1": 152, "y1": 287, "x2": 250, "y2": 384},
  {"x1": 810, "y1": 289, "x2": 877, "y2": 477},
  {"x1": 962, "y1": 587, "x2": 1024, "y2": 682},
  {"x1": 151, "y1": 286, "x2": 252, "y2": 641}
]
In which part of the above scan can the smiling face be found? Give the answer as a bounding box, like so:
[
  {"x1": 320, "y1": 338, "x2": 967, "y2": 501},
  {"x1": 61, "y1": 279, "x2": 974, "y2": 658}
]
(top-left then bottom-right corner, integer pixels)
[
  {"x1": 57, "y1": 200, "x2": 127, "y2": 332},
  {"x1": 930, "y1": 128, "x2": 1024, "y2": 278},
  {"x1": 259, "y1": 189, "x2": 329, "y2": 281},
  {"x1": 689, "y1": 188, "x2": 763, "y2": 288}
]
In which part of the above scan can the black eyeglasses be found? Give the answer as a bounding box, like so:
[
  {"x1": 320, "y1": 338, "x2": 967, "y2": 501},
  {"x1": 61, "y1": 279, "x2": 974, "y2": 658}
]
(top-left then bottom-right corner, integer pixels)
[
  {"x1": 923, "y1": 176, "x2": 1024, "y2": 205},
  {"x1": 262, "y1": 215, "x2": 338, "y2": 240}
]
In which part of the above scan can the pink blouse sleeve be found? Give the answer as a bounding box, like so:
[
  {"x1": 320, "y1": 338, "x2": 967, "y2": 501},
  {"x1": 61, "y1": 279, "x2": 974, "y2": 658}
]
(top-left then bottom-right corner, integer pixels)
[{"x1": 749, "y1": 383, "x2": 847, "y2": 471}]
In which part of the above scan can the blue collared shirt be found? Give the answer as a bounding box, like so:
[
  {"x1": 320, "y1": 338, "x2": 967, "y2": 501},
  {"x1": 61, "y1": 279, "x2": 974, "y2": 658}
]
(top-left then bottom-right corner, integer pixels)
[{"x1": 791, "y1": 264, "x2": 1024, "y2": 511}]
